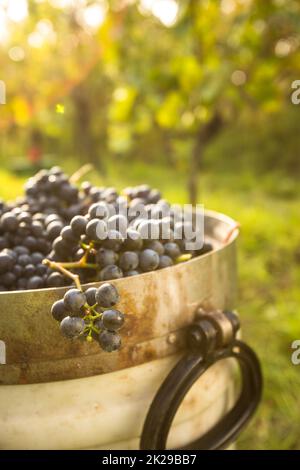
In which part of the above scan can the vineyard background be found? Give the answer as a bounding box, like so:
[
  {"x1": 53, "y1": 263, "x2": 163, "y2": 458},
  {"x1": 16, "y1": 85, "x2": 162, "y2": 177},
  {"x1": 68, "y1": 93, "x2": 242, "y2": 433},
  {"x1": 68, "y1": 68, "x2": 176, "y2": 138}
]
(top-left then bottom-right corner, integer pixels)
[{"x1": 1, "y1": 0, "x2": 300, "y2": 449}]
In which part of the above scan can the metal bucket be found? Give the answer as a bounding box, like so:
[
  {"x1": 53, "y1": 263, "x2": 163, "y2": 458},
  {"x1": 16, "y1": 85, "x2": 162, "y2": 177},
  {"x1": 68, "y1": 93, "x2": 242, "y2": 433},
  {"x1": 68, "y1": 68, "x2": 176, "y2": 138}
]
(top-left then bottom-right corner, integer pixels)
[{"x1": 0, "y1": 210, "x2": 261, "y2": 450}]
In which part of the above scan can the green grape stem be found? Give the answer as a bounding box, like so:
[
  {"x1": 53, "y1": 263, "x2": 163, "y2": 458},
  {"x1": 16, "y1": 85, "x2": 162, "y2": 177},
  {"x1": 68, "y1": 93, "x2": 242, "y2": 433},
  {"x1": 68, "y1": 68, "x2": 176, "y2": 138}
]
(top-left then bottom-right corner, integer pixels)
[
  {"x1": 43, "y1": 259, "x2": 82, "y2": 290},
  {"x1": 69, "y1": 163, "x2": 94, "y2": 184},
  {"x1": 58, "y1": 261, "x2": 98, "y2": 270},
  {"x1": 43, "y1": 243, "x2": 98, "y2": 290}
]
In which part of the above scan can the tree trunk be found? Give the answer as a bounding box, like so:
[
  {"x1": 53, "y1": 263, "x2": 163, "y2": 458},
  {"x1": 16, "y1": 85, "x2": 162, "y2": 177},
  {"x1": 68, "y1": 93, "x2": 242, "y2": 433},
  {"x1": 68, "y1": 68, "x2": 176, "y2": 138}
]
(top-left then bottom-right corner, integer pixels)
[
  {"x1": 187, "y1": 113, "x2": 223, "y2": 204},
  {"x1": 72, "y1": 86, "x2": 104, "y2": 172}
]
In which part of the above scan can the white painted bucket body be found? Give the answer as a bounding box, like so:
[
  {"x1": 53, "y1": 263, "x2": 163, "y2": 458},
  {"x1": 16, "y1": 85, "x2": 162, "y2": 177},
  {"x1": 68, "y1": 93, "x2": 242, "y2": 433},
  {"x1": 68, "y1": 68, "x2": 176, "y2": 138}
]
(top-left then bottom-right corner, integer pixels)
[{"x1": 0, "y1": 355, "x2": 236, "y2": 450}]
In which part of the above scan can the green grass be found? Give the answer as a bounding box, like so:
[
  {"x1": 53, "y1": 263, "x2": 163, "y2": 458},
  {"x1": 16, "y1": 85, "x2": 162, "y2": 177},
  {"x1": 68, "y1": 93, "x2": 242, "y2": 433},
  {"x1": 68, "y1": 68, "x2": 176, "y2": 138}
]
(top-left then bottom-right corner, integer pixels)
[{"x1": 1, "y1": 163, "x2": 299, "y2": 450}]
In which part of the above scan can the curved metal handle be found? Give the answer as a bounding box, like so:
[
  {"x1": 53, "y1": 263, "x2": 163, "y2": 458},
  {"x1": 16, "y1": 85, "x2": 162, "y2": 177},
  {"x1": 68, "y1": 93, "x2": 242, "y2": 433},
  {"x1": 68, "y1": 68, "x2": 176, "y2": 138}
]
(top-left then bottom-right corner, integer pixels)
[{"x1": 140, "y1": 311, "x2": 262, "y2": 450}]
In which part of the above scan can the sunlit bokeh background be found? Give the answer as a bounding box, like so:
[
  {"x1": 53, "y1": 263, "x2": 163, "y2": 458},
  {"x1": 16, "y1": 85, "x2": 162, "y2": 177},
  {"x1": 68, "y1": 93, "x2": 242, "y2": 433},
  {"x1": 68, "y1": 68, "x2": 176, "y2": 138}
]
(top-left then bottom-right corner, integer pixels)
[{"x1": 1, "y1": 0, "x2": 300, "y2": 450}]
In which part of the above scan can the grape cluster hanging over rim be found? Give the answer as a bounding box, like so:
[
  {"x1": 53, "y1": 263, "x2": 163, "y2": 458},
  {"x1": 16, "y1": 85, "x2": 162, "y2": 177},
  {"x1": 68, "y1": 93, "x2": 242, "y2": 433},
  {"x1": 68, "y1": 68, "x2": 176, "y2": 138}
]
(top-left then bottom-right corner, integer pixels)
[{"x1": 51, "y1": 282, "x2": 125, "y2": 352}]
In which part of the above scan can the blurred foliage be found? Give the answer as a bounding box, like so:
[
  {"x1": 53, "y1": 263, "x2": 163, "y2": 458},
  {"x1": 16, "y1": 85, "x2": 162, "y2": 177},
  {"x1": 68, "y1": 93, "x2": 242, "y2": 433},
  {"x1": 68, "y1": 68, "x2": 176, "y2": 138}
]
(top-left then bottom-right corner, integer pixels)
[{"x1": 0, "y1": 0, "x2": 300, "y2": 196}]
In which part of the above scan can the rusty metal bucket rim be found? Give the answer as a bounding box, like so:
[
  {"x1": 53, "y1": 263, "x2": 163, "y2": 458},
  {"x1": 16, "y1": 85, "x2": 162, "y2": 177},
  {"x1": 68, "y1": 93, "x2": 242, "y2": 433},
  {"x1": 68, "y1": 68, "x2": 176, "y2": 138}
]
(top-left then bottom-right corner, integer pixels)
[
  {"x1": 0, "y1": 209, "x2": 239, "y2": 297},
  {"x1": 0, "y1": 208, "x2": 239, "y2": 384}
]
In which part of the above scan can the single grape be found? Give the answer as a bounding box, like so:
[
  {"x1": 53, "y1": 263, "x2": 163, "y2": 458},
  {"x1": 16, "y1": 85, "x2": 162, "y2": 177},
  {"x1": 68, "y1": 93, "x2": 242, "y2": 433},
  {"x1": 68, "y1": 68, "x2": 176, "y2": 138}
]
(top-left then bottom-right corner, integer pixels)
[
  {"x1": 53, "y1": 236, "x2": 73, "y2": 257},
  {"x1": 24, "y1": 264, "x2": 35, "y2": 278},
  {"x1": 45, "y1": 214, "x2": 62, "y2": 226},
  {"x1": 134, "y1": 184, "x2": 151, "y2": 199},
  {"x1": 164, "y1": 242, "x2": 181, "y2": 259},
  {"x1": 47, "y1": 221, "x2": 64, "y2": 240},
  {"x1": 88, "y1": 201, "x2": 111, "y2": 220},
  {"x1": 13, "y1": 264, "x2": 23, "y2": 278},
  {"x1": 61, "y1": 225, "x2": 79, "y2": 243},
  {"x1": 98, "y1": 330, "x2": 121, "y2": 352},
  {"x1": 0, "y1": 251, "x2": 15, "y2": 273},
  {"x1": 89, "y1": 187, "x2": 103, "y2": 202},
  {"x1": 85, "y1": 287, "x2": 98, "y2": 306},
  {"x1": 0, "y1": 212, "x2": 19, "y2": 232},
  {"x1": 102, "y1": 187, "x2": 118, "y2": 203},
  {"x1": 70, "y1": 215, "x2": 87, "y2": 237},
  {"x1": 148, "y1": 188, "x2": 161, "y2": 204},
  {"x1": 123, "y1": 229, "x2": 143, "y2": 251},
  {"x1": 18, "y1": 212, "x2": 31, "y2": 224},
  {"x1": 102, "y1": 309, "x2": 125, "y2": 331},
  {"x1": 86, "y1": 219, "x2": 108, "y2": 241},
  {"x1": 139, "y1": 249, "x2": 159, "y2": 272},
  {"x1": 95, "y1": 282, "x2": 120, "y2": 307},
  {"x1": 46, "y1": 272, "x2": 66, "y2": 287},
  {"x1": 60, "y1": 316, "x2": 85, "y2": 338},
  {"x1": 96, "y1": 248, "x2": 118, "y2": 268},
  {"x1": 59, "y1": 183, "x2": 78, "y2": 203},
  {"x1": 119, "y1": 251, "x2": 139, "y2": 271},
  {"x1": 27, "y1": 276, "x2": 44, "y2": 289},
  {"x1": 36, "y1": 263, "x2": 47, "y2": 276},
  {"x1": 3, "y1": 248, "x2": 17, "y2": 263},
  {"x1": 36, "y1": 238, "x2": 51, "y2": 254},
  {"x1": 99, "y1": 264, "x2": 123, "y2": 281},
  {"x1": 49, "y1": 165, "x2": 63, "y2": 176},
  {"x1": 101, "y1": 230, "x2": 123, "y2": 251},
  {"x1": 17, "y1": 223, "x2": 31, "y2": 238},
  {"x1": 158, "y1": 255, "x2": 174, "y2": 269},
  {"x1": 51, "y1": 299, "x2": 69, "y2": 321},
  {"x1": 31, "y1": 221, "x2": 45, "y2": 238},
  {"x1": 146, "y1": 240, "x2": 164, "y2": 255},
  {"x1": 32, "y1": 213, "x2": 45, "y2": 222},
  {"x1": 31, "y1": 252, "x2": 44, "y2": 265},
  {"x1": 23, "y1": 236, "x2": 38, "y2": 251},
  {"x1": 63, "y1": 288, "x2": 87, "y2": 315},
  {"x1": 1, "y1": 272, "x2": 16, "y2": 287}
]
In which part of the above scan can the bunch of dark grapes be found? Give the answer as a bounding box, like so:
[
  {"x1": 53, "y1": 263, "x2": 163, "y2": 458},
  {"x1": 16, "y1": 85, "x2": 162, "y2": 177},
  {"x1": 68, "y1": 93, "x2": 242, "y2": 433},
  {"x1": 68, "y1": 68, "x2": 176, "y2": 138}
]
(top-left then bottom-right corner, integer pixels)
[
  {"x1": 0, "y1": 167, "x2": 213, "y2": 292},
  {"x1": 24, "y1": 166, "x2": 85, "y2": 219},
  {"x1": 49, "y1": 186, "x2": 213, "y2": 282},
  {"x1": 51, "y1": 283, "x2": 124, "y2": 352},
  {"x1": 0, "y1": 167, "x2": 99, "y2": 291}
]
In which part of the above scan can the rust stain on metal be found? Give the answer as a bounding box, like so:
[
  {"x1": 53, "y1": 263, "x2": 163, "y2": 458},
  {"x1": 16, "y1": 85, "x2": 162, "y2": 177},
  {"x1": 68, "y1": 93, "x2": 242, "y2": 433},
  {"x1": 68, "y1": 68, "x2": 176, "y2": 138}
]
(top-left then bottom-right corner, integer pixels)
[
  {"x1": 0, "y1": 211, "x2": 239, "y2": 385},
  {"x1": 167, "y1": 333, "x2": 177, "y2": 345}
]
